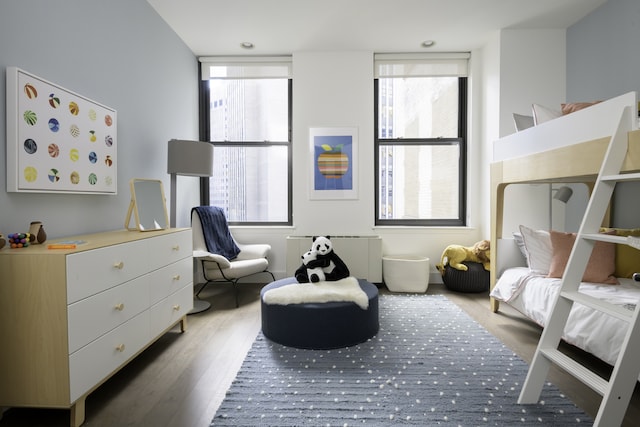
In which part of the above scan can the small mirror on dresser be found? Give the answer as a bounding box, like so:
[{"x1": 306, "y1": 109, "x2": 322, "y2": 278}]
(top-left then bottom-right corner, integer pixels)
[{"x1": 126, "y1": 178, "x2": 169, "y2": 231}]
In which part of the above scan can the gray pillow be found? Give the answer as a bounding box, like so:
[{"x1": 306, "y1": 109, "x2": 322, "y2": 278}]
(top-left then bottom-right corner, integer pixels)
[{"x1": 512, "y1": 113, "x2": 534, "y2": 131}]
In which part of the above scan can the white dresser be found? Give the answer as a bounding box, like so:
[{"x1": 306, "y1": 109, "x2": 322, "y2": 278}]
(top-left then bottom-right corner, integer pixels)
[{"x1": 0, "y1": 228, "x2": 193, "y2": 426}]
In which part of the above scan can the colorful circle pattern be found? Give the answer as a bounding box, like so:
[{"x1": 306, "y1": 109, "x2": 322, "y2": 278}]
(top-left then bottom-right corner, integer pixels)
[
  {"x1": 24, "y1": 84, "x2": 37, "y2": 99},
  {"x1": 48, "y1": 168, "x2": 60, "y2": 183},
  {"x1": 49, "y1": 94, "x2": 60, "y2": 108},
  {"x1": 48, "y1": 143, "x2": 60, "y2": 158},
  {"x1": 18, "y1": 74, "x2": 115, "y2": 191},
  {"x1": 48, "y1": 118, "x2": 60, "y2": 132},
  {"x1": 24, "y1": 139, "x2": 37, "y2": 154},
  {"x1": 23, "y1": 110, "x2": 37, "y2": 126},
  {"x1": 24, "y1": 166, "x2": 37, "y2": 182}
]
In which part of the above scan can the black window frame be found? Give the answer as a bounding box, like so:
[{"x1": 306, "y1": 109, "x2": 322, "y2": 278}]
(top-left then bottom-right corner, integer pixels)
[
  {"x1": 198, "y1": 68, "x2": 293, "y2": 226},
  {"x1": 374, "y1": 77, "x2": 467, "y2": 227}
]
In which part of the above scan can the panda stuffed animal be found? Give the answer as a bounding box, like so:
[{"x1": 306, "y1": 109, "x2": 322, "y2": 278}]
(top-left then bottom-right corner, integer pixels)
[
  {"x1": 295, "y1": 236, "x2": 350, "y2": 283},
  {"x1": 301, "y1": 249, "x2": 325, "y2": 283}
]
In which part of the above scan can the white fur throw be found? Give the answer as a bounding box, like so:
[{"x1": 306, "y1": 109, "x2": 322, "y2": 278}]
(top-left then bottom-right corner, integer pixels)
[{"x1": 263, "y1": 277, "x2": 369, "y2": 309}]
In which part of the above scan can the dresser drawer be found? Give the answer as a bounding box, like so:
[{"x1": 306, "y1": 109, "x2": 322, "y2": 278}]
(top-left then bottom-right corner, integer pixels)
[
  {"x1": 148, "y1": 257, "x2": 193, "y2": 306},
  {"x1": 149, "y1": 284, "x2": 193, "y2": 338},
  {"x1": 147, "y1": 230, "x2": 192, "y2": 271},
  {"x1": 69, "y1": 311, "x2": 149, "y2": 403},
  {"x1": 67, "y1": 275, "x2": 150, "y2": 354},
  {"x1": 67, "y1": 240, "x2": 150, "y2": 303}
]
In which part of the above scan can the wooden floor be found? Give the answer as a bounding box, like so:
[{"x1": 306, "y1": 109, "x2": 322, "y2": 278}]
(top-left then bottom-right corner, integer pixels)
[{"x1": 1, "y1": 282, "x2": 639, "y2": 426}]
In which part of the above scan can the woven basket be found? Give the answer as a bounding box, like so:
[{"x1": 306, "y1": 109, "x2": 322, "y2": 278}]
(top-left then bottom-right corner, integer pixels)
[{"x1": 442, "y1": 261, "x2": 489, "y2": 293}]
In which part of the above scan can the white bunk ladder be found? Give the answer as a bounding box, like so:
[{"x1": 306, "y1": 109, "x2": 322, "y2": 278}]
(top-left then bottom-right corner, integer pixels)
[{"x1": 518, "y1": 106, "x2": 640, "y2": 427}]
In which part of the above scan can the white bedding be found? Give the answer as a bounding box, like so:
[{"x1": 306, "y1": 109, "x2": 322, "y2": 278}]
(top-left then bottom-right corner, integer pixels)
[{"x1": 491, "y1": 267, "x2": 640, "y2": 368}]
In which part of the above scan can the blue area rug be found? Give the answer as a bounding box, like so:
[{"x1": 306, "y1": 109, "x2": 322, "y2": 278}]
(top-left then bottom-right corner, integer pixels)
[{"x1": 212, "y1": 294, "x2": 590, "y2": 425}]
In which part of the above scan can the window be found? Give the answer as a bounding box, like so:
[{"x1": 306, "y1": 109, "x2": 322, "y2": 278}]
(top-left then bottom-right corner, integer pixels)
[
  {"x1": 374, "y1": 53, "x2": 468, "y2": 226},
  {"x1": 199, "y1": 57, "x2": 292, "y2": 225}
]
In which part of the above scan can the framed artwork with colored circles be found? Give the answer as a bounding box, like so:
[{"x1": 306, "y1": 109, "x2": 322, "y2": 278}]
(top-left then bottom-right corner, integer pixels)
[
  {"x1": 6, "y1": 67, "x2": 117, "y2": 194},
  {"x1": 309, "y1": 127, "x2": 358, "y2": 200}
]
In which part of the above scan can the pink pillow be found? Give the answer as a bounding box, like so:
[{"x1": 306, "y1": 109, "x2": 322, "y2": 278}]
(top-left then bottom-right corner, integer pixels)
[
  {"x1": 547, "y1": 230, "x2": 617, "y2": 285},
  {"x1": 560, "y1": 101, "x2": 601, "y2": 115}
]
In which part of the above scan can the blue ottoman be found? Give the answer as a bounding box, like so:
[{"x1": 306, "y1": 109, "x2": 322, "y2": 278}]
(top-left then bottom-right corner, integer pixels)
[{"x1": 260, "y1": 277, "x2": 379, "y2": 349}]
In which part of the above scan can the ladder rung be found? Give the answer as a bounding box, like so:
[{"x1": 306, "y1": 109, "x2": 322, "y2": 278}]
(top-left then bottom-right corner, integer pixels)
[
  {"x1": 627, "y1": 236, "x2": 640, "y2": 250},
  {"x1": 583, "y1": 234, "x2": 640, "y2": 251},
  {"x1": 560, "y1": 290, "x2": 634, "y2": 322},
  {"x1": 539, "y1": 348, "x2": 608, "y2": 396},
  {"x1": 581, "y1": 233, "x2": 627, "y2": 244},
  {"x1": 600, "y1": 172, "x2": 640, "y2": 182}
]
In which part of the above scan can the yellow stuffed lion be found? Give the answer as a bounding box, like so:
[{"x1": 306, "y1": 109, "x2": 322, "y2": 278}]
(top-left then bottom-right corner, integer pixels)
[{"x1": 436, "y1": 240, "x2": 491, "y2": 274}]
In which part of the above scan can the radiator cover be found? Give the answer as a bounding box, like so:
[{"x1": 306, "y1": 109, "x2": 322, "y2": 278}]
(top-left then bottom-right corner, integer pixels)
[{"x1": 286, "y1": 235, "x2": 382, "y2": 283}]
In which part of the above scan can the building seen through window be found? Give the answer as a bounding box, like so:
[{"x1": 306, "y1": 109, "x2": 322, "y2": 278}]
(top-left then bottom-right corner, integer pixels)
[{"x1": 206, "y1": 76, "x2": 291, "y2": 224}]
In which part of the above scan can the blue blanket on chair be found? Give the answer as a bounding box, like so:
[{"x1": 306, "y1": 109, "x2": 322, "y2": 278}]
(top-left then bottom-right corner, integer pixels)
[{"x1": 192, "y1": 206, "x2": 241, "y2": 260}]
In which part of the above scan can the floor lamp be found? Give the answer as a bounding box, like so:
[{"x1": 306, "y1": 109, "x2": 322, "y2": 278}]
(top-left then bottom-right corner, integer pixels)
[{"x1": 167, "y1": 139, "x2": 214, "y2": 313}]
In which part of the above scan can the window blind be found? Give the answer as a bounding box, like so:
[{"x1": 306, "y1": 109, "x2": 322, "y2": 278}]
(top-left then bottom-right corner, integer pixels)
[
  {"x1": 199, "y1": 56, "x2": 292, "y2": 80},
  {"x1": 374, "y1": 52, "x2": 470, "y2": 78}
]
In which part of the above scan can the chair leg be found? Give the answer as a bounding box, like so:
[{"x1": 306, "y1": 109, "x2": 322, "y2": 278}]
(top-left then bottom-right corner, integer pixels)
[
  {"x1": 233, "y1": 281, "x2": 239, "y2": 308},
  {"x1": 194, "y1": 281, "x2": 208, "y2": 298},
  {"x1": 202, "y1": 260, "x2": 276, "y2": 309}
]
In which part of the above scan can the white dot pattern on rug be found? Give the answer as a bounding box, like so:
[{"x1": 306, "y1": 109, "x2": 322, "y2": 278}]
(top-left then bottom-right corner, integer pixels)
[{"x1": 212, "y1": 294, "x2": 589, "y2": 426}]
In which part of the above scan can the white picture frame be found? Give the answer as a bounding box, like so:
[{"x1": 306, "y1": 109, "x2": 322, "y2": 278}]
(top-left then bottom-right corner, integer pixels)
[{"x1": 6, "y1": 67, "x2": 117, "y2": 194}]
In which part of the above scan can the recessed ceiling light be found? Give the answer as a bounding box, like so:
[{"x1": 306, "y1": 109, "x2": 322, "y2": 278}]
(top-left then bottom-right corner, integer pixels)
[
  {"x1": 421, "y1": 40, "x2": 435, "y2": 48},
  {"x1": 241, "y1": 42, "x2": 254, "y2": 49}
]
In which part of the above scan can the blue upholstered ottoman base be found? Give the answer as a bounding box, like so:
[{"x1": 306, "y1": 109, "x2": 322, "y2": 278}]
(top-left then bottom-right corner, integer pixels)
[{"x1": 260, "y1": 277, "x2": 379, "y2": 349}]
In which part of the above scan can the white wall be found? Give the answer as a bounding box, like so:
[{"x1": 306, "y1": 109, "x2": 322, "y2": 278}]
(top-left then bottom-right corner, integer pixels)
[
  {"x1": 291, "y1": 51, "x2": 375, "y2": 235},
  {"x1": 491, "y1": 29, "x2": 567, "y2": 237},
  {"x1": 499, "y1": 29, "x2": 567, "y2": 138},
  {"x1": 0, "y1": 0, "x2": 199, "y2": 239},
  {"x1": 232, "y1": 50, "x2": 486, "y2": 282}
]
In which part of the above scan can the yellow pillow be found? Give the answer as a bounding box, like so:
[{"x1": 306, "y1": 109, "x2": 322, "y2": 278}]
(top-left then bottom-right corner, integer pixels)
[{"x1": 600, "y1": 228, "x2": 640, "y2": 278}]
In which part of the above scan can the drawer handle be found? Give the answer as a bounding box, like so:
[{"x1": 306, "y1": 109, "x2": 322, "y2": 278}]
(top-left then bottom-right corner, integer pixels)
[
  {"x1": 116, "y1": 344, "x2": 126, "y2": 352},
  {"x1": 113, "y1": 261, "x2": 124, "y2": 270},
  {"x1": 173, "y1": 304, "x2": 181, "y2": 311},
  {"x1": 172, "y1": 245, "x2": 180, "y2": 251},
  {"x1": 114, "y1": 303, "x2": 125, "y2": 311},
  {"x1": 172, "y1": 274, "x2": 181, "y2": 281}
]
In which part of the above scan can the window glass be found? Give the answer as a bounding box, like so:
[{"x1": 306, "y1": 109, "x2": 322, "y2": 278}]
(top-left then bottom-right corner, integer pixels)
[
  {"x1": 378, "y1": 143, "x2": 460, "y2": 220},
  {"x1": 207, "y1": 77, "x2": 291, "y2": 224},
  {"x1": 376, "y1": 76, "x2": 466, "y2": 226}
]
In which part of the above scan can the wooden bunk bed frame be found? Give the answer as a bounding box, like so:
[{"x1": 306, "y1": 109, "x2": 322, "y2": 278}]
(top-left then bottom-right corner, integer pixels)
[{"x1": 490, "y1": 92, "x2": 640, "y2": 313}]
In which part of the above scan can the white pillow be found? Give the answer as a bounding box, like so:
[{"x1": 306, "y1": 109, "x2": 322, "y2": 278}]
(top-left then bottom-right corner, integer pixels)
[
  {"x1": 519, "y1": 225, "x2": 552, "y2": 275},
  {"x1": 512, "y1": 113, "x2": 534, "y2": 132},
  {"x1": 512, "y1": 232, "x2": 528, "y2": 259},
  {"x1": 532, "y1": 103, "x2": 562, "y2": 125}
]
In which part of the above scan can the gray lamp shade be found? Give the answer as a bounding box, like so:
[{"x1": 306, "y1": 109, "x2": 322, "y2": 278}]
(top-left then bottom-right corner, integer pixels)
[
  {"x1": 553, "y1": 186, "x2": 573, "y2": 203},
  {"x1": 167, "y1": 139, "x2": 214, "y2": 176}
]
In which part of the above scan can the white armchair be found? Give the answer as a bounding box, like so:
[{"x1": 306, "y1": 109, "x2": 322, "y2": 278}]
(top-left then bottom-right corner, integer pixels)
[{"x1": 191, "y1": 207, "x2": 274, "y2": 310}]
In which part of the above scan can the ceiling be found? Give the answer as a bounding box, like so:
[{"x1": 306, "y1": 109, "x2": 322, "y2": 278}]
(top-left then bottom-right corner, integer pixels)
[{"x1": 147, "y1": 0, "x2": 607, "y2": 56}]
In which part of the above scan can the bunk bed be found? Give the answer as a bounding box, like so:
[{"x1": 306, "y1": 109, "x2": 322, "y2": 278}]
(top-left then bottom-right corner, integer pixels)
[{"x1": 489, "y1": 91, "x2": 640, "y2": 370}]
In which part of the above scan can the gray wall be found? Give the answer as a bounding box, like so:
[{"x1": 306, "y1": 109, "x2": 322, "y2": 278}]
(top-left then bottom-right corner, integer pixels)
[
  {"x1": 0, "y1": 0, "x2": 198, "y2": 239},
  {"x1": 567, "y1": 0, "x2": 640, "y2": 101},
  {"x1": 567, "y1": 0, "x2": 640, "y2": 228}
]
